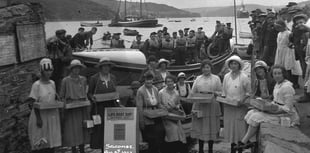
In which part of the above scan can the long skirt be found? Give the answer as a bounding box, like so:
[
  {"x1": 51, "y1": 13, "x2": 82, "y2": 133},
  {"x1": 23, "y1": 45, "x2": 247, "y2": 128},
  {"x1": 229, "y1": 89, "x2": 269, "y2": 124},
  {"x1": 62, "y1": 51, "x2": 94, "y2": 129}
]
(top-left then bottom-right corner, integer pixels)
[
  {"x1": 223, "y1": 105, "x2": 248, "y2": 143},
  {"x1": 28, "y1": 109, "x2": 61, "y2": 150},
  {"x1": 90, "y1": 100, "x2": 118, "y2": 149},
  {"x1": 62, "y1": 106, "x2": 90, "y2": 147},
  {"x1": 191, "y1": 101, "x2": 221, "y2": 141},
  {"x1": 141, "y1": 118, "x2": 165, "y2": 153}
]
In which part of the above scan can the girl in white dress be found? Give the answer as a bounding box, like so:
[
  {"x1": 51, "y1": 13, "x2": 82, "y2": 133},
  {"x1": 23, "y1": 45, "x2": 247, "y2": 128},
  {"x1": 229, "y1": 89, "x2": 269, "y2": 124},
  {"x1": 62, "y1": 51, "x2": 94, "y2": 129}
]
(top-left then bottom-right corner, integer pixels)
[
  {"x1": 191, "y1": 60, "x2": 222, "y2": 153},
  {"x1": 28, "y1": 58, "x2": 61, "y2": 153},
  {"x1": 222, "y1": 55, "x2": 251, "y2": 152}
]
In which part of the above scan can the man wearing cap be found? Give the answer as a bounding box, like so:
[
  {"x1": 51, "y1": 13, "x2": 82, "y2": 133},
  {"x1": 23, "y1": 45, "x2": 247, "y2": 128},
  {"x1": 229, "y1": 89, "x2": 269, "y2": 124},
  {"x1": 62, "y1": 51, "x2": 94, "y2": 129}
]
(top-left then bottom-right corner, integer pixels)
[
  {"x1": 131, "y1": 34, "x2": 144, "y2": 50},
  {"x1": 110, "y1": 33, "x2": 125, "y2": 48},
  {"x1": 72, "y1": 27, "x2": 97, "y2": 50},
  {"x1": 143, "y1": 32, "x2": 160, "y2": 58},
  {"x1": 184, "y1": 28, "x2": 190, "y2": 37},
  {"x1": 175, "y1": 30, "x2": 187, "y2": 65},
  {"x1": 186, "y1": 30, "x2": 198, "y2": 63},
  {"x1": 261, "y1": 14, "x2": 278, "y2": 66},
  {"x1": 159, "y1": 33, "x2": 174, "y2": 60},
  {"x1": 163, "y1": 27, "x2": 168, "y2": 35},
  {"x1": 291, "y1": 14, "x2": 309, "y2": 82},
  {"x1": 47, "y1": 29, "x2": 72, "y2": 92},
  {"x1": 225, "y1": 23, "x2": 233, "y2": 49},
  {"x1": 196, "y1": 27, "x2": 206, "y2": 58},
  {"x1": 172, "y1": 32, "x2": 179, "y2": 49}
]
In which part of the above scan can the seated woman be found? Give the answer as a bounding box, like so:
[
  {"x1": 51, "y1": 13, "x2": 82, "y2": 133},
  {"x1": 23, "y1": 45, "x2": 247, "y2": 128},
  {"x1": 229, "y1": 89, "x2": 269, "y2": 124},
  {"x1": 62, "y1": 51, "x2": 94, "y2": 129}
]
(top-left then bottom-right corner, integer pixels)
[
  {"x1": 239, "y1": 65, "x2": 300, "y2": 149},
  {"x1": 252, "y1": 60, "x2": 275, "y2": 99}
]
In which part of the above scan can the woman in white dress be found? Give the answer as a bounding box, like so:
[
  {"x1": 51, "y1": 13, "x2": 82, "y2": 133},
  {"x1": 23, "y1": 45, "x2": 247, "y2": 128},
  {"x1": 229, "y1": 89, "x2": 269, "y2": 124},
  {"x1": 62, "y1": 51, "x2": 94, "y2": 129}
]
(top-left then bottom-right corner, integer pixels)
[
  {"x1": 190, "y1": 59, "x2": 222, "y2": 153},
  {"x1": 239, "y1": 65, "x2": 300, "y2": 150},
  {"x1": 222, "y1": 55, "x2": 251, "y2": 152},
  {"x1": 274, "y1": 20, "x2": 297, "y2": 85},
  {"x1": 28, "y1": 58, "x2": 61, "y2": 153}
]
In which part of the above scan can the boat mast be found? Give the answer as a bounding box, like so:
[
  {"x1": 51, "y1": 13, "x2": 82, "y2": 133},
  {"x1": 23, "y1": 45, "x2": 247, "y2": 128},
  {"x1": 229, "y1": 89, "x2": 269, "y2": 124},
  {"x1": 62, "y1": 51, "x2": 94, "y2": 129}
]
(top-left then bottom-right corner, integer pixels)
[
  {"x1": 140, "y1": 0, "x2": 142, "y2": 18},
  {"x1": 125, "y1": 0, "x2": 127, "y2": 17},
  {"x1": 234, "y1": 0, "x2": 238, "y2": 44}
]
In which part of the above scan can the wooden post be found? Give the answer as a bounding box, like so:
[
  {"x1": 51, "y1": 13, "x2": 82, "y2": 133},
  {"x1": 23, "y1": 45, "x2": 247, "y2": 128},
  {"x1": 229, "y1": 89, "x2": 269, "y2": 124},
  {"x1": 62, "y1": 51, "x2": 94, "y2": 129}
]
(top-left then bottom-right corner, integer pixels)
[{"x1": 0, "y1": 0, "x2": 8, "y2": 8}]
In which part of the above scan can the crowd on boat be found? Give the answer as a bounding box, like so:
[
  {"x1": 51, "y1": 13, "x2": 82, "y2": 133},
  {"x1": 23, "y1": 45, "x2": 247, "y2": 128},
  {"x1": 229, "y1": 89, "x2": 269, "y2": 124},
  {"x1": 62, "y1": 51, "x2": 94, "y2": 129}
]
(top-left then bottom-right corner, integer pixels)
[{"x1": 26, "y1": 1, "x2": 310, "y2": 153}]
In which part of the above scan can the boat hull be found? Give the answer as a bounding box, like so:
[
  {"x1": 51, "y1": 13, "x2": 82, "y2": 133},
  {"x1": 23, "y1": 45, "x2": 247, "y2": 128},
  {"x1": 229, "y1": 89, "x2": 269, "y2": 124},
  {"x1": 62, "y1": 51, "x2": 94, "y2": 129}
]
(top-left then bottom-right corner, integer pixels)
[
  {"x1": 80, "y1": 22, "x2": 103, "y2": 27},
  {"x1": 108, "y1": 19, "x2": 159, "y2": 27},
  {"x1": 123, "y1": 29, "x2": 139, "y2": 36}
]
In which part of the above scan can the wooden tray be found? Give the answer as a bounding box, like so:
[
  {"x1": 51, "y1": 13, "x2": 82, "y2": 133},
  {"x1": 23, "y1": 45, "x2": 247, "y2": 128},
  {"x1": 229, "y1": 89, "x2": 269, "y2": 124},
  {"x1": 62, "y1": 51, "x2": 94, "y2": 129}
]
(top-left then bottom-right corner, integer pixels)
[
  {"x1": 65, "y1": 100, "x2": 91, "y2": 109},
  {"x1": 34, "y1": 101, "x2": 64, "y2": 109},
  {"x1": 94, "y1": 92, "x2": 119, "y2": 102},
  {"x1": 216, "y1": 96, "x2": 239, "y2": 106},
  {"x1": 165, "y1": 113, "x2": 186, "y2": 120},
  {"x1": 181, "y1": 93, "x2": 214, "y2": 103}
]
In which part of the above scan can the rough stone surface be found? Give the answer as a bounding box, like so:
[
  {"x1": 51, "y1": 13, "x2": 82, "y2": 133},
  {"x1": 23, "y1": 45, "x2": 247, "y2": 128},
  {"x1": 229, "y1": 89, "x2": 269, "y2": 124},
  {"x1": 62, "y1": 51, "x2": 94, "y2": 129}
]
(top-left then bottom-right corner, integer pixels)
[
  {"x1": 259, "y1": 123, "x2": 310, "y2": 153},
  {"x1": 0, "y1": 3, "x2": 44, "y2": 33},
  {"x1": 0, "y1": 60, "x2": 40, "y2": 153}
]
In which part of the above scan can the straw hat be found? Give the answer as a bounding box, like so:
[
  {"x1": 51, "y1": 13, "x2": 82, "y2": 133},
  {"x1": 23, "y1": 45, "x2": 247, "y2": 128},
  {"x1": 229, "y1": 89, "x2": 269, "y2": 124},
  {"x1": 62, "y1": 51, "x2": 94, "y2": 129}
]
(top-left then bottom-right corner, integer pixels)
[
  {"x1": 157, "y1": 58, "x2": 170, "y2": 67},
  {"x1": 40, "y1": 58, "x2": 53, "y2": 71},
  {"x1": 96, "y1": 57, "x2": 115, "y2": 68},
  {"x1": 253, "y1": 60, "x2": 268, "y2": 71},
  {"x1": 225, "y1": 55, "x2": 244, "y2": 70},
  {"x1": 69, "y1": 59, "x2": 86, "y2": 69},
  {"x1": 177, "y1": 72, "x2": 186, "y2": 80}
]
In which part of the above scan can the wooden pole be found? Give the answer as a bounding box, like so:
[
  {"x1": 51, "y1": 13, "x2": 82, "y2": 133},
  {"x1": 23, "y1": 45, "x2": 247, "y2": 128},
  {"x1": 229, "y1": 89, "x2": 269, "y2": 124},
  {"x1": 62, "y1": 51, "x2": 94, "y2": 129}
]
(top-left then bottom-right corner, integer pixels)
[
  {"x1": 234, "y1": 0, "x2": 238, "y2": 44},
  {"x1": 124, "y1": 0, "x2": 127, "y2": 18},
  {"x1": 140, "y1": 0, "x2": 142, "y2": 18}
]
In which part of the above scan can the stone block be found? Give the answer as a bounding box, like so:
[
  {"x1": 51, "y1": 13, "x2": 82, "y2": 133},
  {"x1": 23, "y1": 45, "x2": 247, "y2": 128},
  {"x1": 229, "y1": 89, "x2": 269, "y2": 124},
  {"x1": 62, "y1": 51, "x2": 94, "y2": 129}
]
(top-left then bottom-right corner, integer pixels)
[{"x1": 259, "y1": 123, "x2": 310, "y2": 153}]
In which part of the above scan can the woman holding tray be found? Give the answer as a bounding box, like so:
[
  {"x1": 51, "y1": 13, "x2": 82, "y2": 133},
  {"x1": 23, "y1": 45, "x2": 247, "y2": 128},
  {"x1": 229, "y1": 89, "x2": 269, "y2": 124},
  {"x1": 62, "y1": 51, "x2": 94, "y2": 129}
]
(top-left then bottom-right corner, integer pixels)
[
  {"x1": 190, "y1": 59, "x2": 222, "y2": 153},
  {"x1": 136, "y1": 72, "x2": 165, "y2": 153},
  {"x1": 28, "y1": 58, "x2": 61, "y2": 153},
  {"x1": 159, "y1": 75, "x2": 187, "y2": 153},
  {"x1": 238, "y1": 65, "x2": 300, "y2": 150},
  {"x1": 87, "y1": 57, "x2": 119, "y2": 151},
  {"x1": 60, "y1": 59, "x2": 89, "y2": 153},
  {"x1": 222, "y1": 55, "x2": 251, "y2": 152}
]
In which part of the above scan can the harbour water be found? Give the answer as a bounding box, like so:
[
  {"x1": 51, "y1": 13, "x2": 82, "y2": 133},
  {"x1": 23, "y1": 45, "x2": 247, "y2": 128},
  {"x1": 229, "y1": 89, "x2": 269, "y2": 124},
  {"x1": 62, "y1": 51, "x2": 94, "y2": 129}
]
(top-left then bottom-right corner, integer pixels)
[{"x1": 45, "y1": 17, "x2": 252, "y2": 48}]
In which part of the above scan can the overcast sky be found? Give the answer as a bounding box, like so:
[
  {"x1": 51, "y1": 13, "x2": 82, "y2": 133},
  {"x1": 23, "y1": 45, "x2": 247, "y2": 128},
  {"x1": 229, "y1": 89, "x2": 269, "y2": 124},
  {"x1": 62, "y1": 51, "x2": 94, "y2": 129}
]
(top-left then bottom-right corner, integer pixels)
[{"x1": 143, "y1": 0, "x2": 308, "y2": 9}]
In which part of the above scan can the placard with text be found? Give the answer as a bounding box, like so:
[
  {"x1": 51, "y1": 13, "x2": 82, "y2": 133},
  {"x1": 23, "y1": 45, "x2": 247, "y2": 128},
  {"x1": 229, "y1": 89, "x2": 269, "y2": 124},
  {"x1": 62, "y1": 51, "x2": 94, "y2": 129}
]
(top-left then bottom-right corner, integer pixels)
[{"x1": 104, "y1": 107, "x2": 138, "y2": 153}]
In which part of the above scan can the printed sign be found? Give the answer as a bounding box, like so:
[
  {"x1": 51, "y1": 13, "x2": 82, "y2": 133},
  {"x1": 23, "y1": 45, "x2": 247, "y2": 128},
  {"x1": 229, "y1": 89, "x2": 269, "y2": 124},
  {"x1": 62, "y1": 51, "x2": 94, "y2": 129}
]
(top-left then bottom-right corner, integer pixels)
[{"x1": 104, "y1": 107, "x2": 138, "y2": 153}]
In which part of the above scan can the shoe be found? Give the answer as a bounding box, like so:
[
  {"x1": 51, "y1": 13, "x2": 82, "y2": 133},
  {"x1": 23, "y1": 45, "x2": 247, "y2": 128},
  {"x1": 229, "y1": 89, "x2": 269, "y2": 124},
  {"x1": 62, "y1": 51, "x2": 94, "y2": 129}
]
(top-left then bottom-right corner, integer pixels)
[{"x1": 298, "y1": 89, "x2": 310, "y2": 103}]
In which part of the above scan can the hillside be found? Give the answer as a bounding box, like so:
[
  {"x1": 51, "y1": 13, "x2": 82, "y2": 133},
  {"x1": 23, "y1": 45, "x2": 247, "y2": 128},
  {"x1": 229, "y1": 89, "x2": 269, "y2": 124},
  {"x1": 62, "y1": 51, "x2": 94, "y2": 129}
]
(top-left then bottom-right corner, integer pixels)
[
  {"x1": 184, "y1": 4, "x2": 278, "y2": 17},
  {"x1": 90, "y1": 0, "x2": 200, "y2": 18},
  {"x1": 11, "y1": 0, "x2": 115, "y2": 21},
  {"x1": 10, "y1": 0, "x2": 199, "y2": 21}
]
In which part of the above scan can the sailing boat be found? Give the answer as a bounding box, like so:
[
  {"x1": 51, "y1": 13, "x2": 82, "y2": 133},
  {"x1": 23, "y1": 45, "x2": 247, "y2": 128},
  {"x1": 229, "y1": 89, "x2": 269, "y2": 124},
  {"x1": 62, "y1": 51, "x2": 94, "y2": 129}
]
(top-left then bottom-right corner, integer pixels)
[
  {"x1": 108, "y1": 0, "x2": 159, "y2": 27},
  {"x1": 237, "y1": 0, "x2": 249, "y2": 18}
]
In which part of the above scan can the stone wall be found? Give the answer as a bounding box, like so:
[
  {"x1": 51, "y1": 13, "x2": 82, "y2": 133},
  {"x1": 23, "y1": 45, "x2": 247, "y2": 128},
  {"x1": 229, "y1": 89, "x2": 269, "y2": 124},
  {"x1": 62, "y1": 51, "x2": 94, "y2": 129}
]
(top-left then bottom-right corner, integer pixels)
[
  {"x1": 0, "y1": 2, "x2": 44, "y2": 153},
  {"x1": 0, "y1": 60, "x2": 40, "y2": 153},
  {"x1": 259, "y1": 123, "x2": 310, "y2": 153}
]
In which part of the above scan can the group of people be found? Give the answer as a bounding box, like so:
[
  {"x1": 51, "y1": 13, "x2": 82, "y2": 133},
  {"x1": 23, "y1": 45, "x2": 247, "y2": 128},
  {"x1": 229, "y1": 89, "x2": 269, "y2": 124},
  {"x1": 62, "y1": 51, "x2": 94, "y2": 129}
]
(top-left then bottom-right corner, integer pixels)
[
  {"x1": 134, "y1": 54, "x2": 300, "y2": 153},
  {"x1": 27, "y1": 56, "x2": 121, "y2": 153},
  {"x1": 109, "y1": 23, "x2": 233, "y2": 65},
  {"x1": 30, "y1": 2, "x2": 307, "y2": 153},
  {"x1": 248, "y1": 2, "x2": 310, "y2": 102}
]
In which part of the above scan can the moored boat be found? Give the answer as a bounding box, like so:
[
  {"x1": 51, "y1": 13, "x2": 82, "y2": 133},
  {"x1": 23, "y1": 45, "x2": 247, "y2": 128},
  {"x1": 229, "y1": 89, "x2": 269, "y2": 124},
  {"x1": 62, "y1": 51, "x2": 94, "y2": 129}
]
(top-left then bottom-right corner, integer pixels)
[
  {"x1": 123, "y1": 28, "x2": 139, "y2": 36},
  {"x1": 80, "y1": 22, "x2": 103, "y2": 27},
  {"x1": 108, "y1": 0, "x2": 160, "y2": 27}
]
